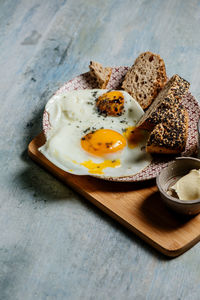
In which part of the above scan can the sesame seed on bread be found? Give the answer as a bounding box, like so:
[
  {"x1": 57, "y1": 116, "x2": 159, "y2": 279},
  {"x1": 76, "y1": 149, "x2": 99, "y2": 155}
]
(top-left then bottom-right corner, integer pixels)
[
  {"x1": 89, "y1": 61, "x2": 112, "y2": 89},
  {"x1": 122, "y1": 52, "x2": 167, "y2": 109},
  {"x1": 136, "y1": 74, "x2": 190, "y2": 154},
  {"x1": 137, "y1": 74, "x2": 190, "y2": 130},
  {"x1": 146, "y1": 107, "x2": 189, "y2": 154}
]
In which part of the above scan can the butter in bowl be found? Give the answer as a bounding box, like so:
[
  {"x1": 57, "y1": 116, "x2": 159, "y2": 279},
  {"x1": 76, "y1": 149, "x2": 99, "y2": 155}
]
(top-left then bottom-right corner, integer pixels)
[{"x1": 156, "y1": 157, "x2": 200, "y2": 215}]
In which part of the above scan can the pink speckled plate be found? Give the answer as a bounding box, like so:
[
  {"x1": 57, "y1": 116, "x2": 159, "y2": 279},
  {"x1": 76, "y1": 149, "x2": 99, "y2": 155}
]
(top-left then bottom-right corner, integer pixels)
[{"x1": 43, "y1": 66, "x2": 200, "y2": 182}]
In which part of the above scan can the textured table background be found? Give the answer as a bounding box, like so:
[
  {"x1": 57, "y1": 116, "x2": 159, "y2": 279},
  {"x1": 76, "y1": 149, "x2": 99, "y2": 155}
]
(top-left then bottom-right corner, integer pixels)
[{"x1": 1, "y1": 0, "x2": 200, "y2": 299}]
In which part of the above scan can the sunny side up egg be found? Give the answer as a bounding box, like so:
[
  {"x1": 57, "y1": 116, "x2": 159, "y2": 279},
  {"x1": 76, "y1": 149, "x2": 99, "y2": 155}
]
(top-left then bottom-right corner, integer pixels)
[{"x1": 39, "y1": 89, "x2": 152, "y2": 178}]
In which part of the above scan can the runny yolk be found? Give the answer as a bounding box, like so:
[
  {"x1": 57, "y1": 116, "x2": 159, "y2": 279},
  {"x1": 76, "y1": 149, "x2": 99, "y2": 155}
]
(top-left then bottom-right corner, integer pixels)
[
  {"x1": 96, "y1": 91, "x2": 124, "y2": 116},
  {"x1": 123, "y1": 126, "x2": 145, "y2": 149},
  {"x1": 80, "y1": 159, "x2": 121, "y2": 175},
  {"x1": 81, "y1": 129, "x2": 126, "y2": 157}
]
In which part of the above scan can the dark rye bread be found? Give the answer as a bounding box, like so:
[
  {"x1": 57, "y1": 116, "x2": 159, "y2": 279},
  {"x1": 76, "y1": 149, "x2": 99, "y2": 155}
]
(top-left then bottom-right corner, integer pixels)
[
  {"x1": 146, "y1": 107, "x2": 189, "y2": 154},
  {"x1": 89, "y1": 61, "x2": 112, "y2": 89},
  {"x1": 122, "y1": 52, "x2": 167, "y2": 109},
  {"x1": 137, "y1": 74, "x2": 190, "y2": 130}
]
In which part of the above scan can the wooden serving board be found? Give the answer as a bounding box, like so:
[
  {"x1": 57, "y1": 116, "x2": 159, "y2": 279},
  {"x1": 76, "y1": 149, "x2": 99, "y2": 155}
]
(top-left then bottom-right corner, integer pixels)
[{"x1": 28, "y1": 132, "x2": 200, "y2": 257}]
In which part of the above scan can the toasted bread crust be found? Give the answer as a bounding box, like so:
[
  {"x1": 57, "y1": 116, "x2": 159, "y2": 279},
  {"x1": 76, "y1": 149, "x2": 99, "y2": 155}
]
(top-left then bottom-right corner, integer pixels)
[
  {"x1": 136, "y1": 74, "x2": 190, "y2": 154},
  {"x1": 89, "y1": 61, "x2": 112, "y2": 89},
  {"x1": 146, "y1": 108, "x2": 188, "y2": 154},
  {"x1": 137, "y1": 74, "x2": 190, "y2": 130},
  {"x1": 122, "y1": 52, "x2": 167, "y2": 109}
]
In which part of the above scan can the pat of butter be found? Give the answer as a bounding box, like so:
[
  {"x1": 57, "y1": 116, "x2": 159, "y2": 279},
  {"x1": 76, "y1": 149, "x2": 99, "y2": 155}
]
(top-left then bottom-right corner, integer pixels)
[{"x1": 170, "y1": 169, "x2": 200, "y2": 201}]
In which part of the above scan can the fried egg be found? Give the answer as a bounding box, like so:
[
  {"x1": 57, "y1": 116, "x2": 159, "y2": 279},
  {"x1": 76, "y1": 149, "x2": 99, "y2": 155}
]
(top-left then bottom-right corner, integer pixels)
[{"x1": 39, "y1": 89, "x2": 152, "y2": 178}]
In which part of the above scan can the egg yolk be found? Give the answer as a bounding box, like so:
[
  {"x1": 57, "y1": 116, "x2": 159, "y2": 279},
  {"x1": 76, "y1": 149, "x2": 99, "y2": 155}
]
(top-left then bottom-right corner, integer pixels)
[
  {"x1": 80, "y1": 159, "x2": 121, "y2": 174},
  {"x1": 81, "y1": 129, "x2": 126, "y2": 157},
  {"x1": 123, "y1": 126, "x2": 145, "y2": 148},
  {"x1": 72, "y1": 158, "x2": 121, "y2": 175},
  {"x1": 96, "y1": 91, "x2": 124, "y2": 116}
]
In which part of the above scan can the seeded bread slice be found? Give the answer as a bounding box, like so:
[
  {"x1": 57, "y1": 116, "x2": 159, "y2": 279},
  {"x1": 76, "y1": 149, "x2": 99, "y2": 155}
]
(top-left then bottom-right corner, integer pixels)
[
  {"x1": 122, "y1": 52, "x2": 167, "y2": 109},
  {"x1": 146, "y1": 108, "x2": 189, "y2": 154},
  {"x1": 137, "y1": 74, "x2": 190, "y2": 130},
  {"x1": 89, "y1": 61, "x2": 112, "y2": 89}
]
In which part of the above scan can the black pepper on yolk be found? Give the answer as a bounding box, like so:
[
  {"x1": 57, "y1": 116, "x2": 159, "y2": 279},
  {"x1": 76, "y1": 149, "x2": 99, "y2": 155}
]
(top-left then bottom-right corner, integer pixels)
[
  {"x1": 80, "y1": 128, "x2": 147, "y2": 175},
  {"x1": 81, "y1": 129, "x2": 126, "y2": 157},
  {"x1": 96, "y1": 91, "x2": 125, "y2": 116}
]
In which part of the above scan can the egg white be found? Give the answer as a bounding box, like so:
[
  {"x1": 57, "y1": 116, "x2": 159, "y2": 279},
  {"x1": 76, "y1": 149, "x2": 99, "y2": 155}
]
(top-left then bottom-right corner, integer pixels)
[{"x1": 39, "y1": 89, "x2": 152, "y2": 178}]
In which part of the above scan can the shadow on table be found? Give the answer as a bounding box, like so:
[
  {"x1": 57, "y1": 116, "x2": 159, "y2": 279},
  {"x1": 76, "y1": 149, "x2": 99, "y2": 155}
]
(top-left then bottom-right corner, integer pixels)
[{"x1": 18, "y1": 164, "x2": 173, "y2": 261}]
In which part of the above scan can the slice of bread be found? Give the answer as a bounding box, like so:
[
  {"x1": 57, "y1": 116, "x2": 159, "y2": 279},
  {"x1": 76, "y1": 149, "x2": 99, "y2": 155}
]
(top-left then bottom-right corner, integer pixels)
[
  {"x1": 146, "y1": 107, "x2": 189, "y2": 154},
  {"x1": 137, "y1": 74, "x2": 190, "y2": 130},
  {"x1": 122, "y1": 52, "x2": 167, "y2": 109},
  {"x1": 89, "y1": 61, "x2": 112, "y2": 89}
]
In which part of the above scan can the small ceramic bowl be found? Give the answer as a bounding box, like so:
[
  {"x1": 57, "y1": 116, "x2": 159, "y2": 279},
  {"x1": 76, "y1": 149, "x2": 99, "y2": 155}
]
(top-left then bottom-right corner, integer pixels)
[{"x1": 156, "y1": 157, "x2": 200, "y2": 215}]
